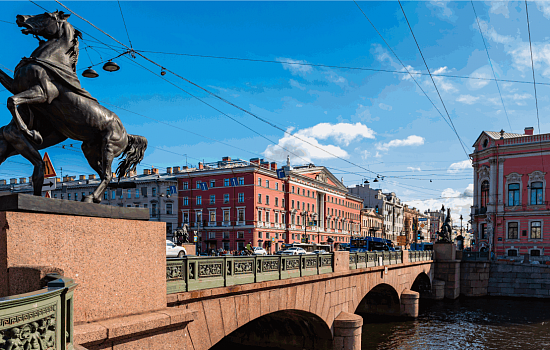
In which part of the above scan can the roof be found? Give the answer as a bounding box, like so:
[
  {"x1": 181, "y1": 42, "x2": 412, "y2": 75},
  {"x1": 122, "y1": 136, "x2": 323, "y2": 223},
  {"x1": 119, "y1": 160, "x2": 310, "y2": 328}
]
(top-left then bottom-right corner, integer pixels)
[{"x1": 484, "y1": 131, "x2": 527, "y2": 140}]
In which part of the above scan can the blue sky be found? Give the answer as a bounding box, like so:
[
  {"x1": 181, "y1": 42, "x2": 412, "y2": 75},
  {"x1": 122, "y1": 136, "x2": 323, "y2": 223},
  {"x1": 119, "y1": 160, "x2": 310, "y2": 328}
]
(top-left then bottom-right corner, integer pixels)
[{"x1": 2, "y1": 1, "x2": 550, "y2": 221}]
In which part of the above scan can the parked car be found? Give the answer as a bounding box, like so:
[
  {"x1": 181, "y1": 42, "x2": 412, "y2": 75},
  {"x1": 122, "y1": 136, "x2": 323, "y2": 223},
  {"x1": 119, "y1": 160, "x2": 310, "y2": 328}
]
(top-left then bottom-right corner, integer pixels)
[
  {"x1": 166, "y1": 240, "x2": 187, "y2": 258},
  {"x1": 274, "y1": 250, "x2": 285, "y2": 255},
  {"x1": 312, "y1": 249, "x2": 328, "y2": 254},
  {"x1": 252, "y1": 247, "x2": 268, "y2": 256},
  {"x1": 280, "y1": 247, "x2": 307, "y2": 255}
]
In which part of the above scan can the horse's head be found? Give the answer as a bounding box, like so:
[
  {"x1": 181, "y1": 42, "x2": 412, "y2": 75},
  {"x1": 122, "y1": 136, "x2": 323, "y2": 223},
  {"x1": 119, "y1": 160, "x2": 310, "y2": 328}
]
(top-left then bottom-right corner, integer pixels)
[{"x1": 16, "y1": 11, "x2": 72, "y2": 40}]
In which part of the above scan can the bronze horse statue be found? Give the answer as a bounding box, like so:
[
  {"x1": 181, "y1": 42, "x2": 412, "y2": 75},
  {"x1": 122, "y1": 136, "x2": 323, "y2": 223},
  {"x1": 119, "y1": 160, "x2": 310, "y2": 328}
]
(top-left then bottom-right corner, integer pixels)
[{"x1": 0, "y1": 11, "x2": 147, "y2": 203}]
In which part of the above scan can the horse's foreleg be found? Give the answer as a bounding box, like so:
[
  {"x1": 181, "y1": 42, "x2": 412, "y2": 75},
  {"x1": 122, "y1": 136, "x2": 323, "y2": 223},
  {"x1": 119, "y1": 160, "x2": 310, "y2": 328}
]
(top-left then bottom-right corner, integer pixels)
[
  {"x1": 81, "y1": 142, "x2": 104, "y2": 203},
  {"x1": 87, "y1": 142, "x2": 116, "y2": 204},
  {"x1": 7, "y1": 85, "x2": 52, "y2": 145},
  {"x1": 0, "y1": 69, "x2": 16, "y2": 94}
]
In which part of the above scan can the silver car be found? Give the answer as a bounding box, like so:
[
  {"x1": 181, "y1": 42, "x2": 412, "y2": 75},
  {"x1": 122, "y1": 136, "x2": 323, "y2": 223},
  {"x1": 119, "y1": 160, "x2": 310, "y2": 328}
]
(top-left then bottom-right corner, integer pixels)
[
  {"x1": 280, "y1": 247, "x2": 307, "y2": 255},
  {"x1": 166, "y1": 240, "x2": 187, "y2": 258}
]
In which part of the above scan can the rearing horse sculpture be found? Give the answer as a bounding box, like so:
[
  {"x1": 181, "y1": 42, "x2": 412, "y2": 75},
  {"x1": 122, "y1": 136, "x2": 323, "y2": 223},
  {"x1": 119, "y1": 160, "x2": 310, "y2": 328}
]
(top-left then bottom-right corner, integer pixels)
[{"x1": 0, "y1": 11, "x2": 147, "y2": 203}]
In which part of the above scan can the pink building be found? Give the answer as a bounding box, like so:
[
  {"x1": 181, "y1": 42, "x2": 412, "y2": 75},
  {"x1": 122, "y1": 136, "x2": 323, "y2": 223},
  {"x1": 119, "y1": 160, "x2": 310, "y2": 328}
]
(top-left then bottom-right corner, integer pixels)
[
  {"x1": 177, "y1": 157, "x2": 362, "y2": 254},
  {"x1": 472, "y1": 127, "x2": 550, "y2": 259}
]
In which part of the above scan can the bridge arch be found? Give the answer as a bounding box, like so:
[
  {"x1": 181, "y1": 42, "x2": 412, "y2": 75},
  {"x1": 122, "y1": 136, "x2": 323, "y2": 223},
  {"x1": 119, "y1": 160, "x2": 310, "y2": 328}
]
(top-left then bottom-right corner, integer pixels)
[
  {"x1": 355, "y1": 283, "x2": 401, "y2": 317},
  {"x1": 211, "y1": 309, "x2": 332, "y2": 350},
  {"x1": 411, "y1": 272, "x2": 432, "y2": 298}
]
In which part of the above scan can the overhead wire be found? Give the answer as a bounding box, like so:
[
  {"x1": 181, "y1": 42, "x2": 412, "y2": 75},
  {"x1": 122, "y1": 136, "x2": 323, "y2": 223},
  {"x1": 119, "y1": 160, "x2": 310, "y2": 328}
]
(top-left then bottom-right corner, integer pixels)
[
  {"x1": 117, "y1": 1, "x2": 133, "y2": 51},
  {"x1": 397, "y1": 0, "x2": 469, "y2": 158},
  {"x1": 470, "y1": 0, "x2": 512, "y2": 133}
]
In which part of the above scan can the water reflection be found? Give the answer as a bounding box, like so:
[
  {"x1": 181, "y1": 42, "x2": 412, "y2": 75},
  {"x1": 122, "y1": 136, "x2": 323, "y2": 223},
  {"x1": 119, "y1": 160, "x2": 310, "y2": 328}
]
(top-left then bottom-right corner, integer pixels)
[{"x1": 360, "y1": 297, "x2": 550, "y2": 350}]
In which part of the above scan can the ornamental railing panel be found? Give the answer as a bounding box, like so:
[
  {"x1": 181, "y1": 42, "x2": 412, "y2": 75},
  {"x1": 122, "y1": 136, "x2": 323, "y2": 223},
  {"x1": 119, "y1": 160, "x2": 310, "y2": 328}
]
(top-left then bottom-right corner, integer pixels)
[{"x1": 0, "y1": 277, "x2": 77, "y2": 350}]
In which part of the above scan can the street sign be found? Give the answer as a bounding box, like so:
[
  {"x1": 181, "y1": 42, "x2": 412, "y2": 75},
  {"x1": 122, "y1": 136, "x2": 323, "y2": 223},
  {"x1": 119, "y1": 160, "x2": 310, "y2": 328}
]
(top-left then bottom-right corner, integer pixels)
[
  {"x1": 44, "y1": 191, "x2": 51, "y2": 198},
  {"x1": 230, "y1": 177, "x2": 238, "y2": 186},
  {"x1": 420, "y1": 223, "x2": 425, "y2": 228},
  {"x1": 200, "y1": 182, "x2": 208, "y2": 191},
  {"x1": 396, "y1": 236, "x2": 407, "y2": 245},
  {"x1": 42, "y1": 179, "x2": 56, "y2": 192},
  {"x1": 418, "y1": 218, "x2": 428, "y2": 222},
  {"x1": 271, "y1": 237, "x2": 275, "y2": 242},
  {"x1": 43, "y1": 152, "x2": 56, "y2": 178},
  {"x1": 194, "y1": 236, "x2": 197, "y2": 243},
  {"x1": 276, "y1": 169, "x2": 286, "y2": 179},
  {"x1": 169, "y1": 185, "x2": 177, "y2": 194}
]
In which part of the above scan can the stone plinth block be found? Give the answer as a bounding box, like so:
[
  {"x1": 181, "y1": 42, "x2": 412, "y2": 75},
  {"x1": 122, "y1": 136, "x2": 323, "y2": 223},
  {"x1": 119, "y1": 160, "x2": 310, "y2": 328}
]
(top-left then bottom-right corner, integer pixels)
[
  {"x1": 334, "y1": 251, "x2": 350, "y2": 272},
  {"x1": 182, "y1": 243, "x2": 196, "y2": 256},
  {"x1": 333, "y1": 311, "x2": 363, "y2": 350},
  {"x1": 434, "y1": 242, "x2": 456, "y2": 261},
  {"x1": 0, "y1": 210, "x2": 166, "y2": 323},
  {"x1": 400, "y1": 289, "x2": 420, "y2": 318}
]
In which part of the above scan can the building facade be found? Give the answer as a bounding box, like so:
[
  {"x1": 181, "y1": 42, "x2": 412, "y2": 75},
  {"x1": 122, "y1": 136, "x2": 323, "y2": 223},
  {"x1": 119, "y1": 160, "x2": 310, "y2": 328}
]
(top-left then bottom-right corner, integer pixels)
[
  {"x1": 177, "y1": 157, "x2": 363, "y2": 254},
  {"x1": 471, "y1": 127, "x2": 550, "y2": 259},
  {"x1": 360, "y1": 208, "x2": 383, "y2": 238},
  {"x1": 0, "y1": 168, "x2": 179, "y2": 237},
  {"x1": 426, "y1": 208, "x2": 445, "y2": 242}
]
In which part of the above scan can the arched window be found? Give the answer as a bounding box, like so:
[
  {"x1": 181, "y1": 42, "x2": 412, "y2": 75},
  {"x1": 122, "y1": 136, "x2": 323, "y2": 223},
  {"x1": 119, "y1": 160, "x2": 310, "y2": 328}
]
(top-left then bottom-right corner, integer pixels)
[
  {"x1": 481, "y1": 181, "x2": 489, "y2": 208},
  {"x1": 508, "y1": 183, "x2": 520, "y2": 206},
  {"x1": 530, "y1": 182, "x2": 543, "y2": 205}
]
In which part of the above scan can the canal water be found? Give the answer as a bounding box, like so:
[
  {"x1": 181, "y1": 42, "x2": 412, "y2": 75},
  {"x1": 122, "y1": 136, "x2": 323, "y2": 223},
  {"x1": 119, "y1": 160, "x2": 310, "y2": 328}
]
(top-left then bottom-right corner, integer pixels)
[{"x1": 361, "y1": 297, "x2": 550, "y2": 350}]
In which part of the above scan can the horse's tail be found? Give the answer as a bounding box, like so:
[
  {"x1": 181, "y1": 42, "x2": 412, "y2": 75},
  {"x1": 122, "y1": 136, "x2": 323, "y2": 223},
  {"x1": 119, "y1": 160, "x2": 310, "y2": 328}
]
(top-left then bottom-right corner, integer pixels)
[{"x1": 116, "y1": 134, "x2": 148, "y2": 179}]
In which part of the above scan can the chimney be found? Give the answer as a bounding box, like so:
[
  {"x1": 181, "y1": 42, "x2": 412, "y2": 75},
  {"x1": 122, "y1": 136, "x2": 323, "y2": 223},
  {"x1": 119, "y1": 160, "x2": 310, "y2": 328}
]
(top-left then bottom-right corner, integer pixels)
[
  {"x1": 79, "y1": 175, "x2": 86, "y2": 180},
  {"x1": 143, "y1": 169, "x2": 151, "y2": 175},
  {"x1": 270, "y1": 162, "x2": 277, "y2": 171},
  {"x1": 28, "y1": 177, "x2": 32, "y2": 183},
  {"x1": 0, "y1": 179, "x2": 5, "y2": 185},
  {"x1": 173, "y1": 166, "x2": 181, "y2": 173},
  {"x1": 222, "y1": 156, "x2": 231, "y2": 162},
  {"x1": 128, "y1": 170, "x2": 136, "y2": 177},
  {"x1": 198, "y1": 162, "x2": 204, "y2": 170},
  {"x1": 56, "y1": 177, "x2": 61, "y2": 182},
  {"x1": 166, "y1": 167, "x2": 173, "y2": 174},
  {"x1": 152, "y1": 168, "x2": 159, "y2": 175},
  {"x1": 89, "y1": 174, "x2": 96, "y2": 180},
  {"x1": 260, "y1": 160, "x2": 269, "y2": 169},
  {"x1": 19, "y1": 177, "x2": 27, "y2": 184},
  {"x1": 63, "y1": 176, "x2": 71, "y2": 182},
  {"x1": 250, "y1": 158, "x2": 260, "y2": 165},
  {"x1": 525, "y1": 127, "x2": 534, "y2": 135},
  {"x1": 111, "y1": 172, "x2": 116, "y2": 179},
  {"x1": 70, "y1": 176, "x2": 76, "y2": 181},
  {"x1": 10, "y1": 178, "x2": 17, "y2": 184}
]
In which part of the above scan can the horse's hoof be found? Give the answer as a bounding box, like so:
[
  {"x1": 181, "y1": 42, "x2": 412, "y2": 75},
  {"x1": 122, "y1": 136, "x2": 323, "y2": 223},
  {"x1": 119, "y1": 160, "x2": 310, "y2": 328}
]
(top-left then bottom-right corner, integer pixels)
[
  {"x1": 82, "y1": 195, "x2": 94, "y2": 203},
  {"x1": 30, "y1": 130, "x2": 43, "y2": 145},
  {"x1": 93, "y1": 197, "x2": 102, "y2": 204}
]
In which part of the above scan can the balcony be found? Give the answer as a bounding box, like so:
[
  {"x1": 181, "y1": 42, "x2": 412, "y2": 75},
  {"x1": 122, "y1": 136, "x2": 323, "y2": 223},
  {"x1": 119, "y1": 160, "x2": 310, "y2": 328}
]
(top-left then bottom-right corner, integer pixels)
[
  {"x1": 208, "y1": 221, "x2": 216, "y2": 227},
  {"x1": 222, "y1": 221, "x2": 231, "y2": 227},
  {"x1": 235, "y1": 221, "x2": 245, "y2": 226}
]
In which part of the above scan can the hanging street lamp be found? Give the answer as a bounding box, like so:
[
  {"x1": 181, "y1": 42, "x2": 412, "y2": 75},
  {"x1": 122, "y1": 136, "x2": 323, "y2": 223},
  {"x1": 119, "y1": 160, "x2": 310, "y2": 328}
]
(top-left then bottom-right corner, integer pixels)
[
  {"x1": 82, "y1": 67, "x2": 99, "y2": 78},
  {"x1": 103, "y1": 60, "x2": 120, "y2": 72}
]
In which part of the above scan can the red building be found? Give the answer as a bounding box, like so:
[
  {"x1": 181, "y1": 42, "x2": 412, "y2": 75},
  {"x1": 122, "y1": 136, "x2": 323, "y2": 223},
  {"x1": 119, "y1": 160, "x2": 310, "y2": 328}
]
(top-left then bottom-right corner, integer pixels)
[
  {"x1": 176, "y1": 157, "x2": 362, "y2": 254},
  {"x1": 472, "y1": 127, "x2": 550, "y2": 259}
]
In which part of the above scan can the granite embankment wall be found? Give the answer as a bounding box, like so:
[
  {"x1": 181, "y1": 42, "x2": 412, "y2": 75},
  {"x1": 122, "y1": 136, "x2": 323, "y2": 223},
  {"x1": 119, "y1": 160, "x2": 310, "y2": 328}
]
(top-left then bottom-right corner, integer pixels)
[{"x1": 460, "y1": 261, "x2": 550, "y2": 298}]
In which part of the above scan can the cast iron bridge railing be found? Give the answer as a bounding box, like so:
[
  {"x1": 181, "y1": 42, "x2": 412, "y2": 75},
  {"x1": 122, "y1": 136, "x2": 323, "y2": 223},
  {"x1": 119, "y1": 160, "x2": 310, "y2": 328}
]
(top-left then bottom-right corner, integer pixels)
[
  {"x1": 0, "y1": 277, "x2": 77, "y2": 350},
  {"x1": 167, "y1": 251, "x2": 434, "y2": 294}
]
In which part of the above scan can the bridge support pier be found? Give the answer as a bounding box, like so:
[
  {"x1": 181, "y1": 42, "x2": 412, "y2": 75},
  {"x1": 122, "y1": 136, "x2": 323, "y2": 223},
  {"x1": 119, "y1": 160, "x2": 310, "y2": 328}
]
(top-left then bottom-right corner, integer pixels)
[
  {"x1": 432, "y1": 279, "x2": 445, "y2": 300},
  {"x1": 333, "y1": 312, "x2": 363, "y2": 350},
  {"x1": 400, "y1": 289, "x2": 420, "y2": 318}
]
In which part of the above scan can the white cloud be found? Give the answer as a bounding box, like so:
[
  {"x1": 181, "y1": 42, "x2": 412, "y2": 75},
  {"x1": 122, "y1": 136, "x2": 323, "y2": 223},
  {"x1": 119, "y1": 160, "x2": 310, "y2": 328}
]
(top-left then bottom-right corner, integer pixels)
[
  {"x1": 447, "y1": 159, "x2": 472, "y2": 173},
  {"x1": 405, "y1": 184, "x2": 474, "y2": 223},
  {"x1": 353, "y1": 104, "x2": 379, "y2": 122},
  {"x1": 379, "y1": 103, "x2": 393, "y2": 111},
  {"x1": 298, "y1": 122, "x2": 376, "y2": 146},
  {"x1": 432, "y1": 66, "x2": 457, "y2": 92},
  {"x1": 489, "y1": 1, "x2": 510, "y2": 18},
  {"x1": 263, "y1": 122, "x2": 376, "y2": 163},
  {"x1": 536, "y1": 1, "x2": 550, "y2": 19},
  {"x1": 276, "y1": 57, "x2": 312, "y2": 76},
  {"x1": 360, "y1": 150, "x2": 370, "y2": 160},
  {"x1": 407, "y1": 167, "x2": 421, "y2": 172},
  {"x1": 400, "y1": 65, "x2": 421, "y2": 81},
  {"x1": 376, "y1": 135, "x2": 425, "y2": 151},
  {"x1": 468, "y1": 67, "x2": 492, "y2": 89},
  {"x1": 456, "y1": 95, "x2": 480, "y2": 105},
  {"x1": 289, "y1": 79, "x2": 306, "y2": 90},
  {"x1": 430, "y1": 1, "x2": 453, "y2": 18}
]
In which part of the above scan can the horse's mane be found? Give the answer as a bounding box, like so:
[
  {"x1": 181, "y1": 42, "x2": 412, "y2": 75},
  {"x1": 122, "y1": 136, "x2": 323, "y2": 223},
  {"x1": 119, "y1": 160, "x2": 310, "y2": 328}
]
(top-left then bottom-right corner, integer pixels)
[{"x1": 64, "y1": 23, "x2": 81, "y2": 73}]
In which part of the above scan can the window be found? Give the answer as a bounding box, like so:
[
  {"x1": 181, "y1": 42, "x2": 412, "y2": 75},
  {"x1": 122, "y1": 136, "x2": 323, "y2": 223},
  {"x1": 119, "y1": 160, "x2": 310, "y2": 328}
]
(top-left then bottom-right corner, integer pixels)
[
  {"x1": 210, "y1": 180, "x2": 215, "y2": 188},
  {"x1": 275, "y1": 213, "x2": 279, "y2": 223},
  {"x1": 166, "y1": 188, "x2": 171, "y2": 196},
  {"x1": 141, "y1": 187, "x2": 147, "y2": 197},
  {"x1": 258, "y1": 194, "x2": 262, "y2": 203},
  {"x1": 196, "y1": 182, "x2": 201, "y2": 189},
  {"x1": 223, "y1": 232, "x2": 230, "y2": 239},
  {"x1": 224, "y1": 242, "x2": 230, "y2": 251},
  {"x1": 291, "y1": 200, "x2": 294, "y2": 209},
  {"x1": 266, "y1": 180, "x2": 269, "y2": 188},
  {"x1": 210, "y1": 195, "x2": 215, "y2": 204},
  {"x1": 531, "y1": 249, "x2": 541, "y2": 256},
  {"x1": 118, "y1": 189, "x2": 123, "y2": 199},
  {"x1": 237, "y1": 231, "x2": 244, "y2": 239},
  {"x1": 222, "y1": 194, "x2": 229, "y2": 203},
  {"x1": 531, "y1": 182, "x2": 543, "y2": 205},
  {"x1": 258, "y1": 210, "x2": 262, "y2": 222},
  {"x1": 223, "y1": 210, "x2": 230, "y2": 222},
  {"x1": 508, "y1": 249, "x2": 518, "y2": 257},
  {"x1": 196, "y1": 212, "x2": 202, "y2": 224},
  {"x1": 282, "y1": 214, "x2": 285, "y2": 224},
  {"x1": 238, "y1": 209, "x2": 245, "y2": 222},
  {"x1": 292, "y1": 186, "x2": 295, "y2": 193},
  {"x1": 530, "y1": 221, "x2": 541, "y2": 239},
  {"x1": 266, "y1": 211, "x2": 270, "y2": 222},
  {"x1": 196, "y1": 196, "x2": 202, "y2": 205},
  {"x1": 104, "y1": 192, "x2": 108, "y2": 200},
  {"x1": 307, "y1": 190, "x2": 310, "y2": 197},
  {"x1": 291, "y1": 214, "x2": 295, "y2": 224},
  {"x1": 258, "y1": 231, "x2": 263, "y2": 238},
  {"x1": 508, "y1": 222, "x2": 518, "y2": 239},
  {"x1": 183, "y1": 182, "x2": 188, "y2": 190},
  {"x1": 282, "y1": 184, "x2": 285, "y2": 192},
  {"x1": 302, "y1": 189, "x2": 305, "y2": 196},
  {"x1": 307, "y1": 203, "x2": 310, "y2": 211},
  {"x1": 152, "y1": 188, "x2": 157, "y2": 197},
  {"x1": 183, "y1": 212, "x2": 189, "y2": 223},
  {"x1": 238, "y1": 193, "x2": 244, "y2": 203},
  {"x1": 282, "y1": 199, "x2": 285, "y2": 207},
  {"x1": 276, "y1": 183, "x2": 279, "y2": 190},
  {"x1": 151, "y1": 203, "x2": 157, "y2": 217},
  {"x1": 266, "y1": 232, "x2": 270, "y2": 239},
  {"x1": 275, "y1": 197, "x2": 279, "y2": 207},
  {"x1": 135, "y1": 189, "x2": 139, "y2": 199},
  {"x1": 237, "y1": 242, "x2": 244, "y2": 250},
  {"x1": 127, "y1": 189, "x2": 132, "y2": 199},
  {"x1": 224, "y1": 179, "x2": 230, "y2": 187},
  {"x1": 166, "y1": 203, "x2": 173, "y2": 215},
  {"x1": 143, "y1": 204, "x2": 148, "y2": 209},
  {"x1": 183, "y1": 197, "x2": 189, "y2": 206},
  {"x1": 208, "y1": 232, "x2": 216, "y2": 239},
  {"x1": 209, "y1": 211, "x2": 216, "y2": 222},
  {"x1": 238, "y1": 177, "x2": 244, "y2": 185},
  {"x1": 266, "y1": 195, "x2": 270, "y2": 205},
  {"x1": 111, "y1": 191, "x2": 115, "y2": 200},
  {"x1": 481, "y1": 181, "x2": 489, "y2": 208},
  {"x1": 480, "y1": 223, "x2": 487, "y2": 239},
  {"x1": 258, "y1": 178, "x2": 262, "y2": 186}
]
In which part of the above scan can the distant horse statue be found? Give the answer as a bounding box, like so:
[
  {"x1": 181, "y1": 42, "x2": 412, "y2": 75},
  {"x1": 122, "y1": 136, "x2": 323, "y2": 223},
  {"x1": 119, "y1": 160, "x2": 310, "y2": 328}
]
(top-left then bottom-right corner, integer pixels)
[{"x1": 0, "y1": 11, "x2": 147, "y2": 203}]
